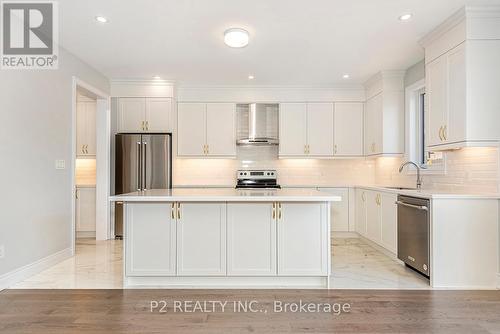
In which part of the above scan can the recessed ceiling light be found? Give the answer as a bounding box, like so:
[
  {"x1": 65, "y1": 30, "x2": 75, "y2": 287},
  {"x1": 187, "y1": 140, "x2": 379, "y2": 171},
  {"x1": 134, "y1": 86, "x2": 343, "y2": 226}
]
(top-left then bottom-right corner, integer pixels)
[
  {"x1": 342, "y1": 74, "x2": 350, "y2": 79},
  {"x1": 224, "y1": 28, "x2": 249, "y2": 48},
  {"x1": 248, "y1": 75, "x2": 255, "y2": 80},
  {"x1": 399, "y1": 13, "x2": 413, "y2": 21},
  {"x1": 153, "y1": 75, "x2": 161, "y2": 79},
  {"x1": 95, "y1": 16, "x2": 108, "y2": 23}
]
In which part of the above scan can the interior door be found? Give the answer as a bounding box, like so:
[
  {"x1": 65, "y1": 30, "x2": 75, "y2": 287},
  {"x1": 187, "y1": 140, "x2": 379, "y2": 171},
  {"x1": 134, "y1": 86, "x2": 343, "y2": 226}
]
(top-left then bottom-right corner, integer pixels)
[
  {"x1": 119, "y1": 98, "x2": 146, "y2": 132},
  {"x1": 206, "y1": 103, "x2": 236, "y2": 156},
  {"x1": 177, "y1": 103, "x2": 206, "y2": 156},
  {"x1": 142, "y1": 134, "x2": 171, "y2": 191},
  {"x1": 279, "y1": 103, "x2": 307, "y2": 156},
  {"x1": 334, "y1": 103, "x2": 364, "y2": 156},
  {"x1": 307, "y1": 103, "x2": 334, "y2": 156},
  {"x1": 115, "y1": 134, "x2": 142, "y2": 194},
  {"x1": 146, "y1": 98, "x2": 172, "y2": 132}
]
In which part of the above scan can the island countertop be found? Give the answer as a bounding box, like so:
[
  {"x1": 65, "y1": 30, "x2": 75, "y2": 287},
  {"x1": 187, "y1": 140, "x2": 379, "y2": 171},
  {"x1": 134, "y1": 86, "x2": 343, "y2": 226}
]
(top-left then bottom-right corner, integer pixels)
[{"x1": 110, "y1": 188, "x2": 342, "y2": 202}]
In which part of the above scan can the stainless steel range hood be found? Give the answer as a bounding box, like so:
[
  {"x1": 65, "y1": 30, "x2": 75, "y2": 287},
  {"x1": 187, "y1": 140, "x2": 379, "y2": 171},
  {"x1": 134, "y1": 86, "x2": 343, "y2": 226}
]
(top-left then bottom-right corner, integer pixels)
[{"x1": 236, "y1": 103, "x2": 279, "y2": 145}]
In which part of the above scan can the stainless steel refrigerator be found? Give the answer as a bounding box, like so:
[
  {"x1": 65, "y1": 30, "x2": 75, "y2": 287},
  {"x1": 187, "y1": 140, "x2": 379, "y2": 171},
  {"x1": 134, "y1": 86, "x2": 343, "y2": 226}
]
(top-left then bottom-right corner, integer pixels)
[{"x1": 114, "y1": 133, "x2": 172, "y2": 238}]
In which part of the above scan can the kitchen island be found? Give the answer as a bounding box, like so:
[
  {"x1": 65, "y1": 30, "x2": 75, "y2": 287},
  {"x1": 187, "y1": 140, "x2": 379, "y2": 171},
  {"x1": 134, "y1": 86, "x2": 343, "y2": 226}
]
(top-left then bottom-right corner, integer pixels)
[{"x1": 111, "y1": 188, "x2": 341, "y2": 288}]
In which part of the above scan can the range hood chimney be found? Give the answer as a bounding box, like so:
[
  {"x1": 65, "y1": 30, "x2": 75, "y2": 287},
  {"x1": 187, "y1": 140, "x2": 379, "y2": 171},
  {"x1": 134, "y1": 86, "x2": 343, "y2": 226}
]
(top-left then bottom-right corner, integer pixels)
[{"x1": 236, "y1": 103, "x2": 279, "y2": 145}]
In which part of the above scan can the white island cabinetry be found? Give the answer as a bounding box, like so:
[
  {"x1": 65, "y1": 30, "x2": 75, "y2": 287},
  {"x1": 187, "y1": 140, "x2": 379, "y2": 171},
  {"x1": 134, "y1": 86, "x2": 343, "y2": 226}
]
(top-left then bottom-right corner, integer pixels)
[{"x1": 114, "y1": 188, "x2": 339, "y2": 288}]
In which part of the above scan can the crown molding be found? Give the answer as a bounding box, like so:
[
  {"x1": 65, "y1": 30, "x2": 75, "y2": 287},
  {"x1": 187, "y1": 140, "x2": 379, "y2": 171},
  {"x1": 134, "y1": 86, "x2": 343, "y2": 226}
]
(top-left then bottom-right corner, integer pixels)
[
  {"x1": 363, "y1": 70, "x2": 406, "y2": 88},
  {"x1": 110, "y1": 79, "x2": 176, "y2": 86},
  {"x1": 176, "y1": 84, "x2": 365, "y2": 91}
]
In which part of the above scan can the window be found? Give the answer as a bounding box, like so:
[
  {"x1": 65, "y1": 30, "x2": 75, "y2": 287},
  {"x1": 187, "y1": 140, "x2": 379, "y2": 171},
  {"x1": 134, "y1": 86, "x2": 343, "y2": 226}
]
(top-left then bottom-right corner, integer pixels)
[{"x1": 406, "y1": 80, "x2": 445, "y2": 173}]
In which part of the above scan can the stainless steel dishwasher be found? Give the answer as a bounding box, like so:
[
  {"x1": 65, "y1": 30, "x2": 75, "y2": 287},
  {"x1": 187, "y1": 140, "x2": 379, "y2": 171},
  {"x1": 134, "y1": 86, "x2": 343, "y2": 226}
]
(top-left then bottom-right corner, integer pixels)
[{"x1": 396, "y1": 195, "x2": 430, "y2": 278}]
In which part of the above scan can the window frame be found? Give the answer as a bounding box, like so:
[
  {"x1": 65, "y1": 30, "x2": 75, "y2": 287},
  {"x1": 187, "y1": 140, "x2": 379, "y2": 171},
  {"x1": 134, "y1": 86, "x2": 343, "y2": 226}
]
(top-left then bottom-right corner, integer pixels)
[{"x1": 405, "y1": 79, "x2": 446, "y2": 175}]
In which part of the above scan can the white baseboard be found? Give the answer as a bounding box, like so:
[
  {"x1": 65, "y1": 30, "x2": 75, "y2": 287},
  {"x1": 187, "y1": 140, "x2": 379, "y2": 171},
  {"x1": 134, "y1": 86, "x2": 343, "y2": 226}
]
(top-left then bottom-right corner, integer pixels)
[{"x1": 0, "y1": 247, "x2": 72, "y2": 290}]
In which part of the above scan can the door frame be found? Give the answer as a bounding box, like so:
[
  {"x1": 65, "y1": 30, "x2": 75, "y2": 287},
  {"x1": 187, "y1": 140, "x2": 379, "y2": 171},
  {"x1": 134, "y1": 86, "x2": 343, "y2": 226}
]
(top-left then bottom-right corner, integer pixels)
[{"x1": 71, "y1": 76, "x2": 111, "y2": 255}]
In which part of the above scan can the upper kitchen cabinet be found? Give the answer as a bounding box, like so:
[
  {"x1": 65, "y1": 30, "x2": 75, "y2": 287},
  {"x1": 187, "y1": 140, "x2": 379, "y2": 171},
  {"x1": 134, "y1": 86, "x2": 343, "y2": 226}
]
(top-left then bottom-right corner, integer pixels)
[
  {"x1": 421, "y1": 7, "x2": 500, "y2": 150},
  {"x1": 333, "y1": 103, "x2": 364, "y2": 157},
  {"x1": 177, "y1": 102, "x2": 236, "y2": 157},
  {"x1": 364, "y1": 71, "x2": 405, "y2": 157},
  {"x1": 76, "y1": 98, "x2": 96, "y2": 157},
  {"x1": 279, "y1": 102, "x2": 334, "y2": 157},
  {"x1": 118, "y1": 97, "x2": 172, "y2": 133}
]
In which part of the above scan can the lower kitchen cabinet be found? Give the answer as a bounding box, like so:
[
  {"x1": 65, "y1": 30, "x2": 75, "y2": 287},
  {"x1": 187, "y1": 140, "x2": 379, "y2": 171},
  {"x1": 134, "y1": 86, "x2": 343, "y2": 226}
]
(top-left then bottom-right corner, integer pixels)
[
  {"x1": 176, "y1": 203, "x2": 226, "y2": 276},
  {"x1": 320, "y1": 188, "x2": 350, "y2": 233},
  {"x1": 355, "y1": 189, "x2": 398, "y2": 254},
  {"x1": 227, "y1": 203, "x2": 276, "y2": 276},
  {"x1": 380, "y1": 193, "x2": 398, "y2": 253},
  {"x1": 125, "y1": 203, "x2": 176, "y2": 276},
  {"x1": 75, "y1": 187, "x2": 96, "y2": 236},
  {"x1": 355, "y1": 189, "x2": 367, "y2": 236},
  {"x1": 278, "y1": 203, "x2": 328, "y2": 276},
  {"x1": 366, "y1": 192, "x2": 382, "y2": 244}
]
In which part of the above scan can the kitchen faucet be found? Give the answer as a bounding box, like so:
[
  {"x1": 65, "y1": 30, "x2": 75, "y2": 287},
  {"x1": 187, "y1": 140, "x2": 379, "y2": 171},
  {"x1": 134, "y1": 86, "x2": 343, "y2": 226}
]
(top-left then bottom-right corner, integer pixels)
[{"x1": 399, "y1": 161, "x2": 426, "y2": 190}]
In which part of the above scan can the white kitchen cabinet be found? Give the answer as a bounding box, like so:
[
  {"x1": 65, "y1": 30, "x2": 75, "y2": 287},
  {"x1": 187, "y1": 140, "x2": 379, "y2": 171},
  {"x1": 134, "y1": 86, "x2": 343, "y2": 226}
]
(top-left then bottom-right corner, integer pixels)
[
  {"x1": 321, "y1": 188, "x2": 349, "y2": 233},
  {"x1": 125, "y1": 203, "x2": 176, "y2": 276},
  {"x1": 380, "y1": 193, "x2": 398, "y2": 254},
  {"x1": 355, "y1": 189, "x2": 367, "y2": 236},
  {"x1": 307, "y1": 103, "x2": 334, "y2": 156},
  {"x1": 279, "y1": 103, "x2": 307, "y2": 156},
  {"x1": 279, "y1": 103, "x2": 334, "y2": 157},
  {"x1": 177, "y1": 102, "x2": 236, "y2": 157},
  {"x1": 364, "y1": 71, "x2": 405, "y2": 157},
  {"x1": 206, "y1": 103, "x2": 236, "y2": 156},
  {"x1": 334, "y1": 103, "x2": 364, "y2": 156},
  {"x1": 145, "y1": 98, "x2": 172, "y2": 132},
  {"x1": 426, "y1": 55, "x2": 448, "y2": 147},
  {"x1": 278, "y1": 203, "x2": 328, "y2": 276},
  {"x1": 76, "y1": 101, "x2": 96, "y2": 157},
  {"x1": 118, "y1": 98, "x2": 172, "y2": 133},
  {"x1": 421, "y1": 8, "x2": 500, "y2": 150},
  {"x1": 176, "y1": 203, "x2": 226, "y2": 276},
  {"x1": 227, "y1": 203, "x2": 276, "y2": 276},
  {"x1": 118, "y1": 98, "x2": 146, "y2": 132},
  {"x1": 177, "y1": 103, "x2": 206, "y2": 156},
  {"x1": 75, "y1": 187, "x2": 96, "y2": 235},
  {"x1": 365, "y1": 191, "x2": 382, "y2": 244}
]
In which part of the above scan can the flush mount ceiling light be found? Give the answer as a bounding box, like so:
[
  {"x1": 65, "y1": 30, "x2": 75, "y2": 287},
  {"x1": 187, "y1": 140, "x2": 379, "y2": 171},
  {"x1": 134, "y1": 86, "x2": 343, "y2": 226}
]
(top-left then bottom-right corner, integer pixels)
[
  {"x1": 248, "y1": 75, "x2": 255, "y2": 80},
  {"x1": 95, "y1": 16, "x2": 108, "y2": 23},
  {"x1": 152, "y1": 75, "x2": 161, "y2": 79},
  {"x1": 224, "y1": 28, "x2": 249, "y2": 48},
  {"x1": 342, "y1": 74, "x2": 350, "y2": 79},
  {"x1": 399, "y1": 13, "x2": 413, "y2": 21}
]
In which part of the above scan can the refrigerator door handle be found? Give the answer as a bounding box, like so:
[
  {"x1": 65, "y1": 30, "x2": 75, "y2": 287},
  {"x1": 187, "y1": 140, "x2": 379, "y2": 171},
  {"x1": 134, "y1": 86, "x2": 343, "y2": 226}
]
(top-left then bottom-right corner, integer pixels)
[
  {"x1": 136, "y1": 141, "x2": 142, "y2": 191},
  {"x1": 143, "y1": 141, "x2": 147, "y2": 191}
]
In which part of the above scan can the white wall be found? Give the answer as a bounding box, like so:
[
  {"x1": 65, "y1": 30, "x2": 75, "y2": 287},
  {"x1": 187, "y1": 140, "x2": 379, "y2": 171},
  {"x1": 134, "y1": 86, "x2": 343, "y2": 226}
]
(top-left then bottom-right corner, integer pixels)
[{"x1": 0, "y1": 48, "x2": 109, "y2": 278}]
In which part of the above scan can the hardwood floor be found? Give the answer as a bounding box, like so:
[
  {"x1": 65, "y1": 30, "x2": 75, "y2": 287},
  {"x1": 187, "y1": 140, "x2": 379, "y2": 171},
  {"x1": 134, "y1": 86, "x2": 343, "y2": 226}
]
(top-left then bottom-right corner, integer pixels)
[{"x1": 1, "y1": 289, "x2": 500, "y2": 333}]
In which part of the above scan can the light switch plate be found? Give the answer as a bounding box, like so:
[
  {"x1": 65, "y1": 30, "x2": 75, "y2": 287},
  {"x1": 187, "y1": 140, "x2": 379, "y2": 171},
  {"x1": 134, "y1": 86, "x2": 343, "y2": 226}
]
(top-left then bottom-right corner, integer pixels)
[{"x1": 55, "y1": 160, "x2": 66, "y2": 169}]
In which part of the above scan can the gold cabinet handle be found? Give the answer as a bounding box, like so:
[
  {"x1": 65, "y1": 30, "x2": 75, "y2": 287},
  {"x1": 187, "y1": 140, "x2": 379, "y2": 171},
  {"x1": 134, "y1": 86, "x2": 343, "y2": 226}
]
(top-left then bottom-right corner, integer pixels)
[
  {"x1": 171, "y1": 203, "x2": 175, "y2": 219},
  {"x1": 376, "y1": 194, "x2": 381, "y2": 206},
  {"x1": 278, "y1": 203, "x2": 282, "y2": 220},
  {"x1": 362, "y1": 192, "x2": 366, "y2": 202},
  {"x1": 272, "y1": 202, "x2": 276, "y2": 220},
  {"x1": 304, "y1": 145, "x2": 307, "y2": 154},
  {"x1": 334, "y1": 144, "x2": 337, "y2": 155},
  {"x1": 76, "y1": 189, "x2": 79, "y2": 199},
  {"x1": 85, "y1": 144, "x2": 88, "y2": 154},
  {"x1": 177, "y1": 203, "x2": 181, "y2": 220},
  {"x1": 206, "y1": 144, "x2": 209, "y2": 155},
  {"x1": 443, "y1": 125, "x2": 447, "y2": 141},
  {"x1": 438, "y1": 126, "x2": 443, "y2": 141},
  {"x1": 146, "y1": 121, "x2": 149, "y2": 131}
]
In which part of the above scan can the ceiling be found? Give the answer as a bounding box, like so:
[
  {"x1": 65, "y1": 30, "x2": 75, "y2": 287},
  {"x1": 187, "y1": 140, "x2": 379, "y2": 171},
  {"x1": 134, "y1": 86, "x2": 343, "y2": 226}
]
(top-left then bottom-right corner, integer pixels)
[{"x1": 59, "y1": 0, "x2": 498, "y2": 86}]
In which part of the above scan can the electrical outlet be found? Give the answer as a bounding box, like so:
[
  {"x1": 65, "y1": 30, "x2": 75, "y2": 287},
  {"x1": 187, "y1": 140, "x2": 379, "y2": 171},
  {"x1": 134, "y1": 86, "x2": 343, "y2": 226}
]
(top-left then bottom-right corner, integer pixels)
[
  {"x1": 0, "y1": 245, "x2": 5, "y2": 259},
  {"x1": 55, "y1": 159, "x2": 66, "y2": 170}
]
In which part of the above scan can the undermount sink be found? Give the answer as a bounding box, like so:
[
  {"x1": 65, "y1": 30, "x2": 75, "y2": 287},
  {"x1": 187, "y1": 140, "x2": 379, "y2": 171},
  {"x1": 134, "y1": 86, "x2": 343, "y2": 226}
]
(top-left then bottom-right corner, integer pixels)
[{"x1": 383, "y1": 186, "x2": 418, "y2": 191}]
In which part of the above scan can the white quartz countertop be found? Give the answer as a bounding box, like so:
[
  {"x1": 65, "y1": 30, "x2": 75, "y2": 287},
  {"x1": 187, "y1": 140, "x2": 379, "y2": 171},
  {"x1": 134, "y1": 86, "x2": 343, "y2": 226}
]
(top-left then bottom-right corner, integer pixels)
[
  {"x1": 110, "y1": 188, "x2": 342, "y2": 202},
  {"x1": 355, "y1": 185, "x2": 500, "y2": 199}
]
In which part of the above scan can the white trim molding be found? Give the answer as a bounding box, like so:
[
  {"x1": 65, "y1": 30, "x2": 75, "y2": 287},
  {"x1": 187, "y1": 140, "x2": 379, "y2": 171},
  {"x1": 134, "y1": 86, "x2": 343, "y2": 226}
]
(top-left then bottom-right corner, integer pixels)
[{"x1": 0, "y1": 248, "x2": 72, "y2": 290}]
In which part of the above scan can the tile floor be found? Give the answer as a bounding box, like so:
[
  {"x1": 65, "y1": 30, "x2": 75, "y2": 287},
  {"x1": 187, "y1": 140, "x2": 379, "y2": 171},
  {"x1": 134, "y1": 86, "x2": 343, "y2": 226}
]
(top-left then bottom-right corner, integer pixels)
[{"x1": 12, "y1": 237, "x2": 429, "y2": 289}]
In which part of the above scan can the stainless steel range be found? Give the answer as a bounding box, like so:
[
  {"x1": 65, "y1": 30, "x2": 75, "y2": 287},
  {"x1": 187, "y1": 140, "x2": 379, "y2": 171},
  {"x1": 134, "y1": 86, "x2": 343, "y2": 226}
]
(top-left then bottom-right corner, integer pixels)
[{"x1": 236, "y1": 170, "x2": 281, "y2": 189}]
